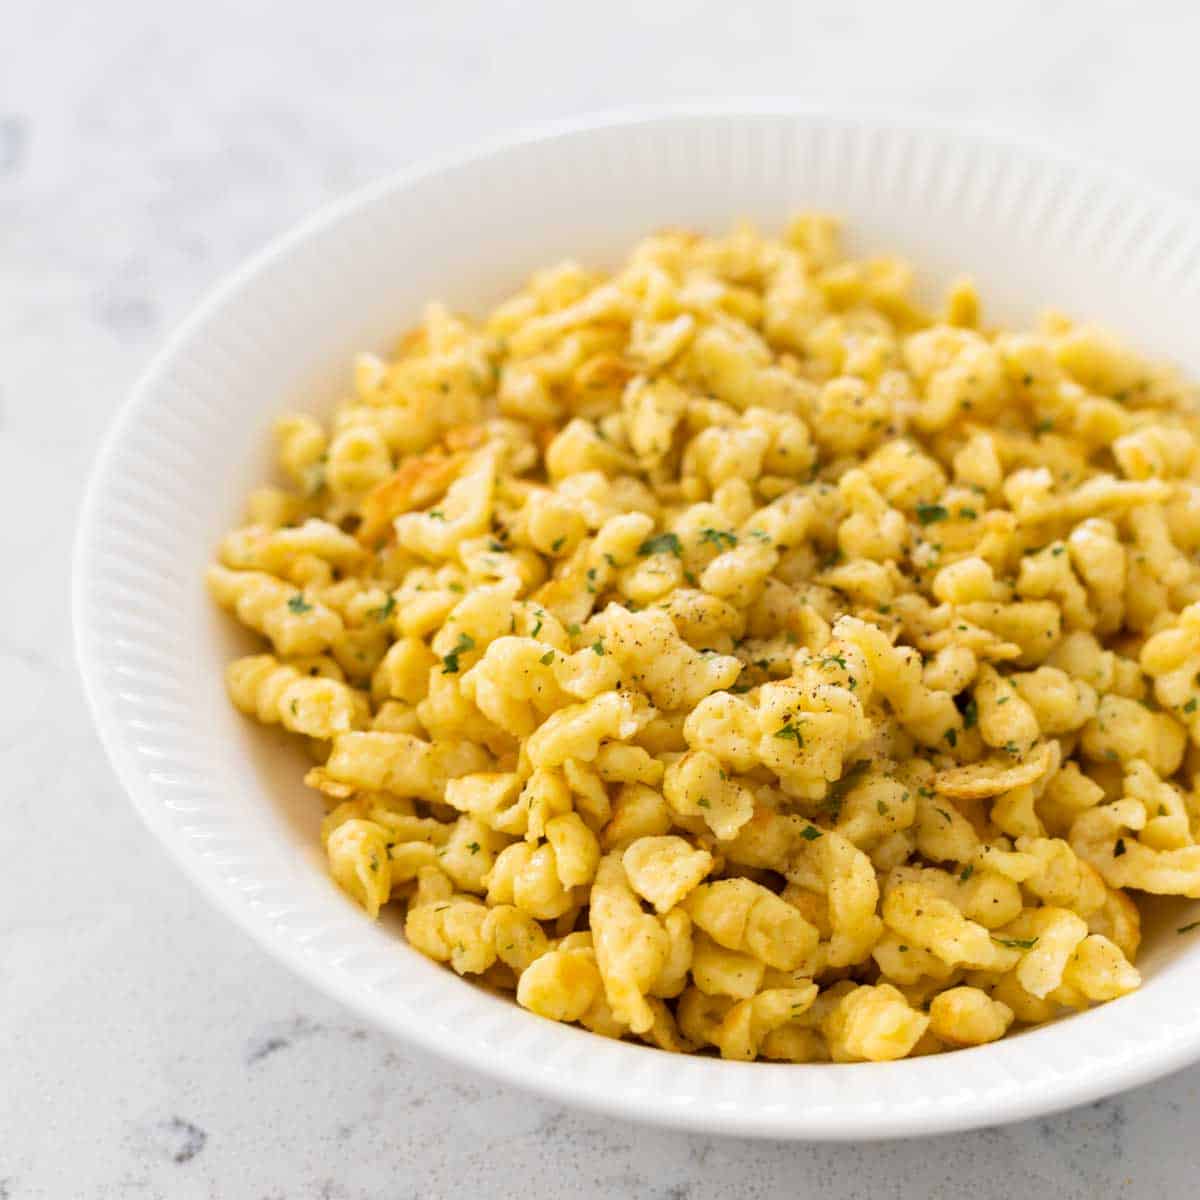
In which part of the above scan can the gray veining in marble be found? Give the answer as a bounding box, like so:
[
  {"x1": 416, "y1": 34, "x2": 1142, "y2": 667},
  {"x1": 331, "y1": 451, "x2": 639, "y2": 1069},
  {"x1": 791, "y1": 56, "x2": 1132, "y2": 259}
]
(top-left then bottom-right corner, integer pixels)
[{"x1": 4, "y1": 1, "x2": 1200, "y2": 1195}]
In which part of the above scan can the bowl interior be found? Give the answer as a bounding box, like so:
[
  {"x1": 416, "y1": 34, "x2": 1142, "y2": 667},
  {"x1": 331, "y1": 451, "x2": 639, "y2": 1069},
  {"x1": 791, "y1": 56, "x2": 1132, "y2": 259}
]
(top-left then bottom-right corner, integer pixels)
[{"x1": 78, "y1": 110, "x2": 1200, "y2": 1138}]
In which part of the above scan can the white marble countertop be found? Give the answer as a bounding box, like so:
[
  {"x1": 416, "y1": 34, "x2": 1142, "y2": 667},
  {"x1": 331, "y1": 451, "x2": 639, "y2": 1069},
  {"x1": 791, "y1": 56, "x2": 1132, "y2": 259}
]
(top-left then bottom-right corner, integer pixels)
[{"x1": 6, "y1": 1, "x2": 1200, "y2": 1194}]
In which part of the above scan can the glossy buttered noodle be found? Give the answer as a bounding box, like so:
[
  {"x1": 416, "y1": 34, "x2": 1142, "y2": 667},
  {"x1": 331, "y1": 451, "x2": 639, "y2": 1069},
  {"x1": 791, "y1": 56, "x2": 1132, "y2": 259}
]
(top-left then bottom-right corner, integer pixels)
[{"x1": 209, "y1": 216, "x2": 1200, "y2": 1062}]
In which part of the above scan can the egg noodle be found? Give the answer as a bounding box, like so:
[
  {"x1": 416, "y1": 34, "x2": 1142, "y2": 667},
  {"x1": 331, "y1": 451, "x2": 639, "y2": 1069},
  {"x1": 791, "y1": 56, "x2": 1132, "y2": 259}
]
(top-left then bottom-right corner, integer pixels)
[{"x1": 209, "y1": 216, "x2": 1200, "y2": 1061}]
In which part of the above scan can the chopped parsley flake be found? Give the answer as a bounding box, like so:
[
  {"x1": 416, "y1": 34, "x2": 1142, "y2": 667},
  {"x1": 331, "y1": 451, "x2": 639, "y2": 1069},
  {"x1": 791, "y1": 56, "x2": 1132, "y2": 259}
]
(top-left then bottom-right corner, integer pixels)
[
  {"x1": 638, "y1": 532, "x2": 682, "y2": 558},
  {"x1": 993, "y1": 935, "x2": 1039, "y2": 950},
  {"x1": 428, "y1": 509, "x2": 445, "y2": 520},
  {"x1": 466, "y1": 841, "x2": 480, "y2": 854},
  {"x1": 944, "y1": 727, "x2": 958, "y2": 748},
  {"x1": 287, "y1": 593, "x2": 313, "y2": 614},
  {"x1": 959, "y1": 865, "x2": 974, "y2": 883},
  {"x1": 591, "y1": 640, "x2": 606, "y2": 656},
  {"x1": 531, "y1": 615, "x2": 544, "y2": 637},
  {"x1": 1185, "y1": 697, "x2": 1198, "y2": 715},
  {"x1": 370, "y1": 594, "x2": 396, "y2": 621},
  {"x1": 539, "y1": 650, "x2": 555, "y2": 666},
  {"x1": 696, "y1": 797, "x2": 711, "y2": 809},
  {"x1": 799, "y1": 825, "x2": 823, "y2": 841},
  {"x1": 774, "y1": 721, "x2": 804, "y2": 746},
  {"x1": 441, "y1": 632, "x2": 475, "y2": 674},
  {"x1": 700, "y1": 528, "x2": 738, "y2": 550},
  {"x1": 961, "y1": 697, "x2": 978, "y2": 729},
  {"x1": 916, "y1": 503, "x2": 949, "y2": 525},
  {"x1": 551, "y1": 536, "x2": 566, "y2": 553}
]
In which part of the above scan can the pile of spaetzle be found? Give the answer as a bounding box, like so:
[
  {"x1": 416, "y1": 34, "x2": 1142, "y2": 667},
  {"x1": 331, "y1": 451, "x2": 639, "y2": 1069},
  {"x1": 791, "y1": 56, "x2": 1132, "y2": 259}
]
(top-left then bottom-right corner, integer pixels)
[{"x1": 209, "y1": 216, "x2": 1200, "y2": 1062}]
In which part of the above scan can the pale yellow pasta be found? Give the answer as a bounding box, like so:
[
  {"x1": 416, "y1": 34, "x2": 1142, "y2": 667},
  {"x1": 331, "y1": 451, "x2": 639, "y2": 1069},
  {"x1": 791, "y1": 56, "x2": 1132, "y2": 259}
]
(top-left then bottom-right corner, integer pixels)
[
  {"x1": 326, "y1": 818, "x2": 391, "y2": 918},
  {"x1": 516, "y1": 945, "x2": 602, "y2": 1022},
  {"x1": 928, "y1": 987, "x2": 1013, "y2": 1046},
  {"x1": 622, "y1": 835, "x2": 714, "y2": 913},
  {"x1": 226, "y1": 653, "x2": 369, "y2": 737},
  {"x1": 823, "y1": 983, "x2": 930, "y2": 1062},
  {"x1": 212, "y1": 214, "x2": 1200, "y2": 1060}
]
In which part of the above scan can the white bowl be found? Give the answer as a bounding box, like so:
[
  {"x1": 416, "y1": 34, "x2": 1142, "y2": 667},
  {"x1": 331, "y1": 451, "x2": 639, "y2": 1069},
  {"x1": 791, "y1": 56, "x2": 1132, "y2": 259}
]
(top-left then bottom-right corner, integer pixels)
[{"x1": 75, "y1": 105, "x2": 1200, "y2": 1139}]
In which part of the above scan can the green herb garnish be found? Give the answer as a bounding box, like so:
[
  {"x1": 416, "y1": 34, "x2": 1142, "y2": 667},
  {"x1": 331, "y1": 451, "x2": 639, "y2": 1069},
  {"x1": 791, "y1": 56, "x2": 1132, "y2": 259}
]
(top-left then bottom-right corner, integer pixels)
[
  {"x1": 370, "y1": 594, "x2": 396, "y2": 622},
  {"x1": 993, "y1": 936, "x2": 1038, "y2": 950},
  {"x1": 638, "y1": 532, "x2": 682, "y2": 558},
  {"x1": 700, "y1": 528, "x2": 738, "y2": 551},
  {"x1": 441, "y1": 632, "x2": 476, "y2": 674}
]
